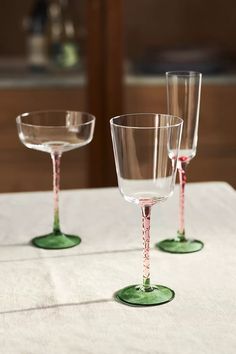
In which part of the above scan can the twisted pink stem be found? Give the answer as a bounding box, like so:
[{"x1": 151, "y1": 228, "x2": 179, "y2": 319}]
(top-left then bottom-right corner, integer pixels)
[
  {"x1": 51, "y1": 152, "x2": 61, "y2": 234},
  {"x1": 141, "y1": 205, "x2": 151, "y2": 289},
  {"x1": 178, "y1": 158, "x2": 187, "y2": 238}
]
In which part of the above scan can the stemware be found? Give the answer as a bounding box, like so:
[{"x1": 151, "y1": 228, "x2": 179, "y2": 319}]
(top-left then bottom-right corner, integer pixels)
[
  {"x1": 157, "y1": 71, "x2": 204, "y2": 253},
  {"x1": 110, "y1": 113, "x2": 183, "y2": 306},
  {"x1": 16, "y1": 110, "x2": 95, "y2": 249}
]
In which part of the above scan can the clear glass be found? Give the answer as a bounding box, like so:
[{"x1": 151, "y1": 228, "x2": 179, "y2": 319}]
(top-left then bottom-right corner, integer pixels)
[
  {"x1": 16, "y1": 110, "x2": 95, "y2": 249},
  {"x1": 110, "y1": 113, "x2": 183, "y2": 306},
  {"x1": 157, "y1": 71, "x2": 204, "y2": 253}
]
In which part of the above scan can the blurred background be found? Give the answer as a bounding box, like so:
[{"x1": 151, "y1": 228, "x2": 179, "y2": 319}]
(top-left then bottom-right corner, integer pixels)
[{"x1": 0, "y1": 0, "x2": 235, "y2": 191}]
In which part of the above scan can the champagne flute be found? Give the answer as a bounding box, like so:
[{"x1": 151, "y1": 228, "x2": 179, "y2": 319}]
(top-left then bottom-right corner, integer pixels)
[
  {"x1": 110, "y1": 113, "x2": 183, "y2": 306},
  {"x1": 16, "y1": 110, "x2": 95, "y2": 249},
  {"x1": 157, "y1": 71, "x2": 204, "y2": 253}
]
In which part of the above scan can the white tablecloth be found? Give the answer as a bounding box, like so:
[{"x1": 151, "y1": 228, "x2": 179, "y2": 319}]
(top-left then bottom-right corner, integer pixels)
[{"x1": 0, "y1": 182, "x2": 235, "y2": 353}]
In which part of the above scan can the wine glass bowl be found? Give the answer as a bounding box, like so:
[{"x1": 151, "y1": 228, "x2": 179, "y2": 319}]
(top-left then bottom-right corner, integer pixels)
[
  {"x1": 157, "y1": 71, "x2": 204, "y2": 253},
  {"x1": 17, "y1": 110, "x2": 95, "y2": 153},
  {"x1": 166, "y1": 71, "x2": 200, "y2": 163},
  {"x1": 16, "y1": 110, "x2": 95, "y2": 249},
  {"x1": 112, "y1": 114, "x2": 182, "y2": 204},
  {"x1": 111, "y1": 113, "x2": 183, "y2": 306}
]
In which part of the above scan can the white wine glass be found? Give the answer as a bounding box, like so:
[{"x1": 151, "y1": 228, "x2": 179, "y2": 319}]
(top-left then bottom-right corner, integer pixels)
[{"x1": 110, "y1": 113, "x2": 183, "y2": 306}]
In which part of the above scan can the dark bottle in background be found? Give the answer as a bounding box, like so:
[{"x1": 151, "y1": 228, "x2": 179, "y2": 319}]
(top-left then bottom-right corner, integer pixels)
[
  {"x1": 48, "y1": 0, "x2": 79, "y2": 69},
  {"x1": 24, "y1": 0, "x2": 49, "y2": 71}
]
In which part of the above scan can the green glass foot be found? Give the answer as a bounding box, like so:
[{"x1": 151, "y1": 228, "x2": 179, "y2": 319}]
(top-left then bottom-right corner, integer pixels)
[
  {"x1": 32, "y1": 233, "x2": 81, "y2": 249},
  {"x1": 115, "y1": 284, "x2": 175, "y2": 306},
  {"x1": 156, "y1": 238, "x2": 204, "y2": 254}
]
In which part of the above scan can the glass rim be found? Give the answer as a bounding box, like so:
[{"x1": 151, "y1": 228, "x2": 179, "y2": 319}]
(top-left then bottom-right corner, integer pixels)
[
  {"x1": 16, "y1": 110, "x2": 96, "y2": 128},
  {"x1": 166, "y1": 71, "x2": 202, "y2": 77},
  {"x1": 110, "y1": 113, "x2": 183, "y2": 129}
]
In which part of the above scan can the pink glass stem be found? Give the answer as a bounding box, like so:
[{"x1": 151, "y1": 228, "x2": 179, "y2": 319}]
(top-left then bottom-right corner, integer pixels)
[
  {"x1": 141, "y1": 205, "x2": 152, "y2": 289},
  {"x1": 51, "y1": 152, "x2": 62, "y2": 235},
  {"x1": 178, "y1": 159, "x2": 187, "y2": 240}
]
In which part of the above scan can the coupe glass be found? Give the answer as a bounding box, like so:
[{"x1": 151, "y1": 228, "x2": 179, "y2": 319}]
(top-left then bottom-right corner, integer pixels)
[
  {"x1": 16, "y1": 110, "x2": 95, "y2": 249},
  {"x1": 110, "y1": 113, "x2": 183, "y2": 306},
  {"x1": 157, "y1": 71, "x2": 204, "y2": 253}
]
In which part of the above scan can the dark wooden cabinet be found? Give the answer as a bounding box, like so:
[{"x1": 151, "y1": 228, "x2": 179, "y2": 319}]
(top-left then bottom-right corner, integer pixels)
[{"x1": 0, "y1": 0, "x2": 235, "y2": 192}]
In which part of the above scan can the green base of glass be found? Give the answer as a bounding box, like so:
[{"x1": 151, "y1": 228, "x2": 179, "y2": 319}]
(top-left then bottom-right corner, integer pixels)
[
  {"x1": 115, "y1": 284, "x2": 175, "y2": 307},
  {"x1": 156, "y1": 238, "x2": 204, "y2": 254},
  {"x1": 32, "y1": 233, "x2": 81, "y2": 249}
]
